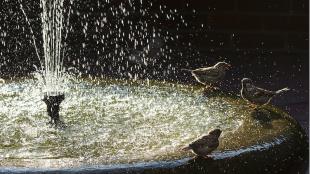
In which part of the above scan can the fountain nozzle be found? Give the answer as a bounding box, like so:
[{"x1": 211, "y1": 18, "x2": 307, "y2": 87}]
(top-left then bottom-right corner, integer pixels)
[{"x1": 43, "y1": 93, "x2": 65, "y2": 126}]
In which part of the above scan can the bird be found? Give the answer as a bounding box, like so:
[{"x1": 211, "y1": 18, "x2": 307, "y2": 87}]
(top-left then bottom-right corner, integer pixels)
[
  {"x1": 182, "y1": 62, "x2": 231, "y2": 89},
  {"x1": 182, "y1": 129, "x2": 222, "y2": 158},
  {"x1": 240, "y1": 78, "x2": 290, "y2": 107}
]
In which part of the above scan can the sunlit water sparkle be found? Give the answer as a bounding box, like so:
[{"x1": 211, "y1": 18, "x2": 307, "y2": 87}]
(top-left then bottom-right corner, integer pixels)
[{"x1": 0, "y1": 77, "x2": 244, "y2": 166}]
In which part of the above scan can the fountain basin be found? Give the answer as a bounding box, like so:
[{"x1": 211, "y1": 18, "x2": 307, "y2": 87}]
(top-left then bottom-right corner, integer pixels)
[{"x1": 0, "y1": 77, "x2": 308, "y2": 173}]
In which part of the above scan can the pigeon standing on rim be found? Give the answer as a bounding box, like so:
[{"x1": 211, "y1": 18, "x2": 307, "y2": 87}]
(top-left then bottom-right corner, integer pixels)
[
  {"x1": 182, "y1": 129, "x2": 222, "y2": 158},
  {"x1": 182, "y1": 62, "x2": 231, "y2": 89},
  {"x1": 240, "y1": 78, "x2": 290, "y2": 107}
]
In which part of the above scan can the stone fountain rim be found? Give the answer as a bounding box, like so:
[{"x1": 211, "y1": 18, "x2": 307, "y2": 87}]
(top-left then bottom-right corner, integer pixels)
[{"x1": 0, "y1": 134, "x2": 304, "y2": 173}]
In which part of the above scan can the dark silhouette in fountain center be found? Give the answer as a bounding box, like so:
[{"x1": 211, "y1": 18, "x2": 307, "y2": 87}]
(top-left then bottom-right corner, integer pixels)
[{"x1": 43, "y1": 93, "x2": 65, "y2": 126}]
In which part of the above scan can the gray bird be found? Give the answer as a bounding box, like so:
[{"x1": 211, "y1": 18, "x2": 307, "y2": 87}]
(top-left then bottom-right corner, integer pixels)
[
  {"x1": 183, "y1": 129, "x2": 222, "y2": 158},
  {"x1": 241, "y1": 78, "x2": 290, "y2": 107},
  {"x1": 183, "y1": 62, "x2": 231, "y2": 88}
]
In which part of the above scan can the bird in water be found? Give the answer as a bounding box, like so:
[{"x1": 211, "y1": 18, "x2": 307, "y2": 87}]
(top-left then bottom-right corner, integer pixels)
[
  {"x1": 182, "y1": 129, "x2": 222, "y2": 158},
  {"x1": 182, "y1": 62, "x2": 231, "y2": 89},
  {"x1": 240, "y1": 78, "x2": 290, "y2": 108}
]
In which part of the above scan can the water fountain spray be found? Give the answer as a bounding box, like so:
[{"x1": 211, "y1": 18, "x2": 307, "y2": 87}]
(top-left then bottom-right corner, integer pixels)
[{"x1": 40, "y1": 0, "x2": 66, "y2": 125}]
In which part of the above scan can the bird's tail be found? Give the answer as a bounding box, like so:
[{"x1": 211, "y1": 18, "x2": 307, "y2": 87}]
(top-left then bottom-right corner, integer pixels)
[
  {"x1": 182, "y1": 146, "x2": 191, "y2": 151},
  {"x1": 181, "y1": 68, "x2": 192, "y2": 72},
  {"x1": 276, "y1": 87, "x2": 290, "y2": 94}
]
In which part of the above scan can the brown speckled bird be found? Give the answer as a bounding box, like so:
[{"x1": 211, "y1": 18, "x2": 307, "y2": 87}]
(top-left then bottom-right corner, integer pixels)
[
  {"x1": 182, "y1": 62, "x2": 231, "y2": 88},
  {"x1": 182, "y1": 129, "x2": 222, "y2": 158},
  {"x1": 241, "y1": 78, "x2": 290, "y2": 107}
]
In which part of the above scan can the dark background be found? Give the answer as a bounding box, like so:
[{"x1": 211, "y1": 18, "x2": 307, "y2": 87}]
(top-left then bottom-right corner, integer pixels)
[{"x1": 0, "y1": 0, "x2": 309, "y2": 168}]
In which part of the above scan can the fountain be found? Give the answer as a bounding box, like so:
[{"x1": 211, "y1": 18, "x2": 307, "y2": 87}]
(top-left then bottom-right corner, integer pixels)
[
  {"x1": 39, "y1": 0, "x2": 66, "y2": 126},
  {"x1": 0, "y1": 0, "x2": 308, "y2": 173},
  {"x1": 42, "y1": 93, "x2": 65, "y2": 126}
]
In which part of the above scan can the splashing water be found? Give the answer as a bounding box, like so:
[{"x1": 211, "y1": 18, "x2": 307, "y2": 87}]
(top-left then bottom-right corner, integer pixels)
[
  {"x1": 0, "y1": 77, "x2": 245, "y2": 167},
  {"x1": 18, "y1": 0, "x2": 42, "y2": 66},
  {"x1": 0, "y1": 75, "x2": 301, "y2": 169},
  {"x1": 1, "y1": 0, "x2": 199, "y2": 81}
]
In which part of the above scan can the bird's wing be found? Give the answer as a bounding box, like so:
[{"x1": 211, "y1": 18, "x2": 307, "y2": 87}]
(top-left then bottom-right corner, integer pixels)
[
  {"x1": 192, "y1": 67, "x2": 220, "y2": 77},
  {"x1": 189, "y1": 136, "x2": 208, "y2": 148},
  {"x1": 206, "y1": 138, "x2": 219, "y2": 149},
  {"x1": 190, "y1": 135, "x2": 218, "y2": 149},
  {"x1": 252, "y1": 86, "x2": 276, "y2": 98}
]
